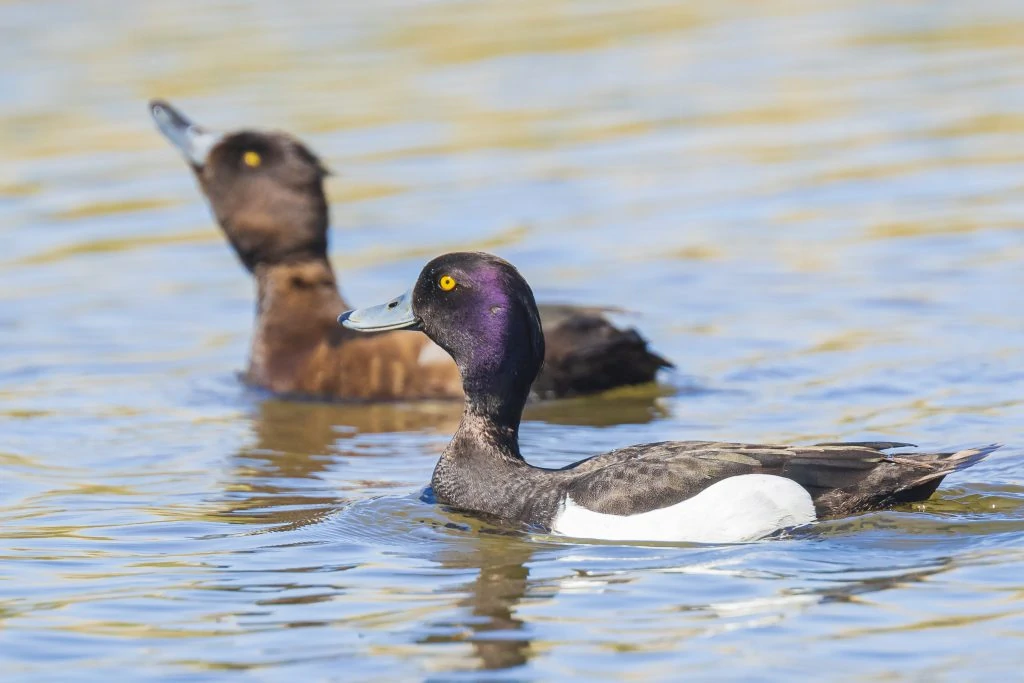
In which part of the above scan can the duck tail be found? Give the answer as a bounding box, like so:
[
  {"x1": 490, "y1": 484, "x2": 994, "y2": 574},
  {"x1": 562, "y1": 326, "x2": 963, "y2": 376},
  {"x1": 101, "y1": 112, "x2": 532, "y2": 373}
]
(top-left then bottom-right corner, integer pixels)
[
  {"x1": 535, "y1": 313, "x2": 672, "y2": 397},
  {"x1": 891, "y1": 443, "x2": 1002, "y2": 503}
]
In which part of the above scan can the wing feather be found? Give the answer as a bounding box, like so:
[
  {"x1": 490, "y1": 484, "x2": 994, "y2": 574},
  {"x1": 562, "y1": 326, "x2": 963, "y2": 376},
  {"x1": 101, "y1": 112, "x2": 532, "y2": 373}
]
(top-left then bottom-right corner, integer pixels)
[{"x1": 561, "y1": 440, "x2": 928, "y2": 517}]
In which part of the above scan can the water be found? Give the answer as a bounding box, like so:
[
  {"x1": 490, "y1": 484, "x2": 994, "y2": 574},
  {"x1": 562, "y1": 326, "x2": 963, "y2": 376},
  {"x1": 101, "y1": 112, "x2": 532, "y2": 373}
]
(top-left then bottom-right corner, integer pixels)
[{"x1": 2, "y1": 0, "x2": 1023, "y2": 678}]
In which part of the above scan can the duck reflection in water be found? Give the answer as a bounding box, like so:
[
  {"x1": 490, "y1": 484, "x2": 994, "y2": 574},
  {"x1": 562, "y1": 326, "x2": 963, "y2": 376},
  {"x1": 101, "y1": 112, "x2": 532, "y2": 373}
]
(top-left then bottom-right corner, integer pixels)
[
  {"x1": 219, "y1": 399, "x2": 462, "y2": 529},
  {"x1": 419, "y1": 533, "x2": 539, "y2": 671},
  {"x1": 410, "y1": 520, "x2": 967, "y2": 674},
  {"x1": 218, "y1": 391, "x2": 669, "y2": 529}
]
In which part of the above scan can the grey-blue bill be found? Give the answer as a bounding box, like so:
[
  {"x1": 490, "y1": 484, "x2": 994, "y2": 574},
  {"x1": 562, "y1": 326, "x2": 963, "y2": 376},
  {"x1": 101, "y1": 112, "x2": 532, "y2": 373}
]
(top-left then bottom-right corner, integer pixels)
[
  {"x1": 149, "y1": 99, "x2": 224, "y2": 167},
  {"x1": 338, "y1": 289, "x2": 423, "y2": 332}
]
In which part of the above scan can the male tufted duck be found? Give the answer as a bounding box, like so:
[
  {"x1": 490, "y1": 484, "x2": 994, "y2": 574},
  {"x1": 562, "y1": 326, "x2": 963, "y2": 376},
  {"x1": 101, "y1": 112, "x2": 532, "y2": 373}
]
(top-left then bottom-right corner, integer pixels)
[{"x1": 339, "y1": 252, "x2": 999, "y2": 543}]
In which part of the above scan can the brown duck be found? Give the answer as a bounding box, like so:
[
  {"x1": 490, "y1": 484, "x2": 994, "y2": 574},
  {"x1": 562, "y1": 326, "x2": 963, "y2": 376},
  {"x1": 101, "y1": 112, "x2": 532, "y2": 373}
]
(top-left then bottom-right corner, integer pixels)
[{"x1": 149, "y1": 100, "x2": 671, "y2": 401}]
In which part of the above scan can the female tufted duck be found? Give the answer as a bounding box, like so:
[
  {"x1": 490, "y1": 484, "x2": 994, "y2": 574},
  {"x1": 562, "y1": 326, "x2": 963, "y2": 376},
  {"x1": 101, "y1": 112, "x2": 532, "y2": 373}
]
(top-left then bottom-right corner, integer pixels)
[{"x1": 150, "y1": 100, "x2": 670, "y2": 401}]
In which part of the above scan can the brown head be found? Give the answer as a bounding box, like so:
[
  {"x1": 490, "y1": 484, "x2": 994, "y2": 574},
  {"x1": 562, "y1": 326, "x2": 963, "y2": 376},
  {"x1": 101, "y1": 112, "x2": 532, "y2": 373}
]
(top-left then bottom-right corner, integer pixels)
[{"x1": 150, "y1": 100, "x2": 330, "y2": 272}]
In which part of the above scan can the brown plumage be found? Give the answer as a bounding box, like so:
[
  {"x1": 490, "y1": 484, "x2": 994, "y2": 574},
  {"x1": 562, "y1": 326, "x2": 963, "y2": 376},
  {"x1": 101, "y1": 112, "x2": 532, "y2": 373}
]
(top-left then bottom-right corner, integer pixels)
[
  {"x1": 150, "y1": 100, "x2": 670, "y2": 401},
  {"x1": 247, "y1": 259, "x2": 461, "y2": 399}
]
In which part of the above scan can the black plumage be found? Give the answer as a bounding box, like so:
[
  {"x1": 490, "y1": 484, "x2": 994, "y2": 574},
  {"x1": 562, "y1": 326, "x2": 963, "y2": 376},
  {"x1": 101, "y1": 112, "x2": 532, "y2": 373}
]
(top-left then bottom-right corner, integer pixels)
[
  {"x1": 533, "y1": 307, "x2": 672, "y2": 398},
  {"x1": 341, "y1": 252, "x2": 1000, "y2": 536}
]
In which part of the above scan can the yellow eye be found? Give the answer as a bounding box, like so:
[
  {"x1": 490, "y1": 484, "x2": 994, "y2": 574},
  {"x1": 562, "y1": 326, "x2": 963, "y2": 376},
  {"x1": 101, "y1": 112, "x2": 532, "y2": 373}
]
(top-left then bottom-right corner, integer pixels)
[
  {"x1": 439, "y1": 275, "x2": 456, "y2": 291},
  {"x1": 243, "y1": 151, "x2": 262, "y2": 168}
]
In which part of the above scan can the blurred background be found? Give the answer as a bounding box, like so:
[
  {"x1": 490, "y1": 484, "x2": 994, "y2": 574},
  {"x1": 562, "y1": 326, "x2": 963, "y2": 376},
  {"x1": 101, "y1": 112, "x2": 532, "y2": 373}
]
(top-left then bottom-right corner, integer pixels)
[{"x1": 1, "y1": 0, "x2": 1023, "y2": 679}]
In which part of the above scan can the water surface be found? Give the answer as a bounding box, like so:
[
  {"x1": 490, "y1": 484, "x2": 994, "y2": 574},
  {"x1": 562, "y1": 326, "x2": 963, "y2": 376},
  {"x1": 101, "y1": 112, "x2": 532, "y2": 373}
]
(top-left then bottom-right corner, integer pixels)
[{"x1": 1, "y1": 0, "x2": 1023, "y2": 679}]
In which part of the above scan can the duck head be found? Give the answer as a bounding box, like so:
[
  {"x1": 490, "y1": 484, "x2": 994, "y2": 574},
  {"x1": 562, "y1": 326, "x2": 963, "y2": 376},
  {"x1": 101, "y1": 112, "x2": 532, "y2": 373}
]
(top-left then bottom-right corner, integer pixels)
[
  {"x1": 340, "y1": 252, "x2": 545, "y2": 424},
  {"x1": 149, "y1": 99, "x2": 330, "y2": 272}
]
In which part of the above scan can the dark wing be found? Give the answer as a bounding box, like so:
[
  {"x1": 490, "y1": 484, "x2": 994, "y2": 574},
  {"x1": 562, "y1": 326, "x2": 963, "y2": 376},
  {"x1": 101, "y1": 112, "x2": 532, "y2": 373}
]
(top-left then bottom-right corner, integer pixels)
[
  {"x1": 561, "y1": 441, "x2": 1000, "y2": 518},
  {"x1": 533, "y1": 304, "x2": 671, "y2": 398}
]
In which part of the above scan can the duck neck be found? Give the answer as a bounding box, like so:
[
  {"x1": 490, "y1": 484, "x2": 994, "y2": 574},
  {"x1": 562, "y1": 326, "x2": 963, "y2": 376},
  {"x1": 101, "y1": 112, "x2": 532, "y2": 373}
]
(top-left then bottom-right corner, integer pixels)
[
  {"x1": 248, "y1": 257, "x2": 349, "y2": 389},
  {"x1": 443, "y1": 290, "x2": 543, "y2": 459},
  {"x1": 253, "y1": 255, "x2": 347, "y2": 311},
  {"x1": 438, "y1": 348, "x2": 537, "y2": 472},
  {"x1": 459, "y1": 368, "x2": 532, "y2": 436},
  {"x1": 457, "y1": 297, "x2": 541, "y2": 428},
  {"x1": 452, "y1": 405, "x2": 524, "y2": 462},
  {"x1": 433, "y1": 409, "x2": 527, "y2": 511}
]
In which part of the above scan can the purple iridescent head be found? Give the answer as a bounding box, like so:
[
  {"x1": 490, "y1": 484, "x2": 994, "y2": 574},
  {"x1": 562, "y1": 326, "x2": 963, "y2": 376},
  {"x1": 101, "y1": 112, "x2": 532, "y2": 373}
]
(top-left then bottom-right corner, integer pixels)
[{"x1": 339, "y1": 252, "x2": 545, "y2": 420}]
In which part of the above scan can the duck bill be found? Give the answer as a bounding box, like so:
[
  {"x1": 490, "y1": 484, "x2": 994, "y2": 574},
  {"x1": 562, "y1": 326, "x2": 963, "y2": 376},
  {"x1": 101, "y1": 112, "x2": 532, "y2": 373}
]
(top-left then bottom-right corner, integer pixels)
[
  {"x1": 149, "y1": 99, "x2": 223, "y2": 168},
  {"x1": 338, "y1": 290, "x2": 423, "y2": 332}
]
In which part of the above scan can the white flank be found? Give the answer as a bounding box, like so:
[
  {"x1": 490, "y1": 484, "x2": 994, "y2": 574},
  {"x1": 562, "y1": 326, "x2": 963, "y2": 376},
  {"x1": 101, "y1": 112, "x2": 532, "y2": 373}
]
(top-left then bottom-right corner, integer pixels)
[{"x1": 552, "y1": 474, "x2": 816, "y2": 544}]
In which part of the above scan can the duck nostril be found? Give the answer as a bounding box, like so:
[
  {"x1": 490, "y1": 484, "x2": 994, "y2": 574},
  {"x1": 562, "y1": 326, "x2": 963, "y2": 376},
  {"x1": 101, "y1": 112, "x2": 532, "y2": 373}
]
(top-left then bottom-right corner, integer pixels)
[{"x1": 387, "y1": 300, "x2": 398, "y2": 309}]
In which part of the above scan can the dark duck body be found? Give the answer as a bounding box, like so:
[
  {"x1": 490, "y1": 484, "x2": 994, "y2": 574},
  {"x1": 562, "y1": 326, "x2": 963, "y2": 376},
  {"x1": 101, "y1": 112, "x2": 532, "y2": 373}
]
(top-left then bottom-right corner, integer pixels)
[
  {"x1": 149, "y1": 100, "x2": 669, "y2": 401},
  {"x1": 340, "y1": 252, "x2": 1000, "y2": 543}
]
